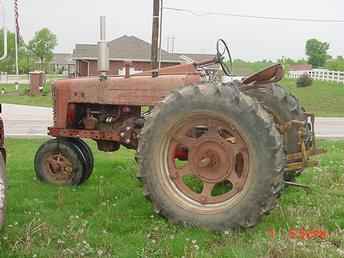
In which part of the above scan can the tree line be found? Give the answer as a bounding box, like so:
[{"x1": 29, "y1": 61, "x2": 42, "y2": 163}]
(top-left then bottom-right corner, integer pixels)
[
  {"x1": 281, "y1": 39, "x2": 343, "y2": 72},
  {"x1": 232, "y1": 39, "x2": 344, "y2": 75},
  {"x1": 0, "y1": 28, "x2": 57, "y2": 74}
]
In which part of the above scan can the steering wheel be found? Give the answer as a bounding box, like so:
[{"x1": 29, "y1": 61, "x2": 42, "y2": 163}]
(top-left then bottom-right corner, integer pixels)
[{"x1": 216, "y1": 39, "x2": 233, "y2": 76}]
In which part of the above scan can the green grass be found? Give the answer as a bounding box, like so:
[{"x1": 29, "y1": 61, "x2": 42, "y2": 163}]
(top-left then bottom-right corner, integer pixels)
[
  {"x1": 0, "y1": 84, "x2": 52, "y2": 107},
  {"x1": 1, "y1": 139, "x2": 344, "y2": 257},
  {"x1": 281, "y1": 79, "x2": 344, "y2": 117}
]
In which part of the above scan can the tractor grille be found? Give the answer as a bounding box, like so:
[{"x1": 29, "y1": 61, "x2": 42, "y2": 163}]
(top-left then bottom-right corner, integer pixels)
[{"x1": 52, "y1": 85, "x2": 57, "y2": 126}]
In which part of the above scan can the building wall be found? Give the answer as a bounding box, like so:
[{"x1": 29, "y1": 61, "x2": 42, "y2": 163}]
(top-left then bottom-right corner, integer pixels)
[{"x1": 76, "y1": 60, "x2": 180, "y2": 77}]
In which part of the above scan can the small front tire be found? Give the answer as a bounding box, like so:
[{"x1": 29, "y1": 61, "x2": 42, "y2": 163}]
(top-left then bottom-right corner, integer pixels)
[
  {"x1": 34, "y1": 139, "x2": 87, "y2": 186},
  {"x1": 66, "y1": 138, "x2": 94, "y2": 183}
]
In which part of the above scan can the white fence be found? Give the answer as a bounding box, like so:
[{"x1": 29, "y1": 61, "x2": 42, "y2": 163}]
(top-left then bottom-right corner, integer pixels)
[
  {"x1": 0, "y1": 73, "x2": 30, "y2": 84},
  {"x1": 0, "y1": 73, "x2": 67, "y2": 84},
  {"x1": 288, "y1": 69, "x2": 344, "y2": 84}
]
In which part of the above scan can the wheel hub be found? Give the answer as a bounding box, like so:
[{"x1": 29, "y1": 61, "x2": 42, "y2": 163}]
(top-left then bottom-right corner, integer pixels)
[
  {"x1": 44, "y1": 153, "x2": 73, "y2": 182},
  {"x1": 190, "y1": 138, "x2": 232, "y2": 183},
  {"x1": 166, "y1": 116, "x2": 250, "y2": 205}
]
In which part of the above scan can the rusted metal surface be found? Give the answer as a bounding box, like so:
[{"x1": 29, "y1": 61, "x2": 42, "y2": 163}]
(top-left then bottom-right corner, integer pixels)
[
  {"x1": 53, "y1": 73, "x2": 201, "y2": 129},
  {"x1": 135, "y1": 62, "x2": 201, "y2": 76},
  {"x1": 286, "y1": 113, "x2": 326, "y2": 172},
  {"x1": 242, "y1": 64, "x2": 284, "y2": 85},
  {"x1": 166, "y1": 115, "x2": 249, "y2": 205},
  {"x1": 44, "y1": 153, "x2": 74, "y2": 184},
  {"x1": 49, "y1": 127, "x2": 121, "y2": 142}
]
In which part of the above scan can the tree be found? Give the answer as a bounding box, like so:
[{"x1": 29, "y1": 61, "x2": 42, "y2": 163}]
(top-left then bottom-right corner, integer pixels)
[
  {"x1": 305, "y1": 39, "x2": 330, "y2": 68},
  {"x1": 0, "y1": 30, "x2": 33, "y2": 73},
  {"x1": 28, "y1": 28, "x2": 57, "y2": 71},
  {"x1": 326, "y1": 56, "x2": 344, "y2": 71}
]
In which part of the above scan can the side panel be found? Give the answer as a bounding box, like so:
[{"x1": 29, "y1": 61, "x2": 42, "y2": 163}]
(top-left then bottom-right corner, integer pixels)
[
  {"x1": 53, "y1": 74, "x2": 201, "y2": 128},
  {"x1": 67, "y1": 75, "x2": 201, "y2": 105}
]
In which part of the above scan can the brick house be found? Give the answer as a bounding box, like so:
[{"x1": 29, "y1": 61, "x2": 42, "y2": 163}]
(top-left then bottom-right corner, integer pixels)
[
  {"x1": 73, "y1": 35, "x2": 183, "y2": 77},
  {"x1": 50, "y1": 53, "x2": 76, "y2": 75}
]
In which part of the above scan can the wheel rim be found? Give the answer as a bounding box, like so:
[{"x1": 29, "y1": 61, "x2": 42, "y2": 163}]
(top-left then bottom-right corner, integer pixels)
[
  {"x1": 164, "y1": 115, "x2": 250, "y2": 206},
  {"x1": 44, "y1": 153, "x2": 74, "y2": 184}
]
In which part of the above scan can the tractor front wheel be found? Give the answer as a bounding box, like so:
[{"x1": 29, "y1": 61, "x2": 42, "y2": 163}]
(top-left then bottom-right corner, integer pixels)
[
  {"x1": 137, "y1": 84, "x2": 286, "y2": 231},
  {"x1": 66, "y1": 138, "x2": 94, "y2": 183},
  {"x1": 34, "y1": 139, "x2": 88, "y2": 186}
]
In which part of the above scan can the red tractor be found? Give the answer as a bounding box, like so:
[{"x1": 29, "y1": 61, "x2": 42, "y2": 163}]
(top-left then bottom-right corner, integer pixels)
[
  {"x1": 0, "y1": 104, "x2": 6, "y2": 229},
  {"x1": 34, "y1": 12, "x2": 322, "y2": 230}
]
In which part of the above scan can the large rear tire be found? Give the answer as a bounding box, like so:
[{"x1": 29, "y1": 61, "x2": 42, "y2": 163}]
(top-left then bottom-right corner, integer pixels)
[
  {"x1": 137, "y1": 84, "x2": 286, "y2": 231},
  {"x1": 0, "y1": 153, "x2": 5, "y2": 229},
  {"x1": 245, "y1": 84, "x2": 306, "y2": 180}
]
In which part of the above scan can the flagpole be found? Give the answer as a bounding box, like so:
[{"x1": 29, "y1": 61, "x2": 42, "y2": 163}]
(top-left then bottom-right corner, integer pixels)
[{"x1": 14, "y1": 0, "x2": 19, "y2": 81}]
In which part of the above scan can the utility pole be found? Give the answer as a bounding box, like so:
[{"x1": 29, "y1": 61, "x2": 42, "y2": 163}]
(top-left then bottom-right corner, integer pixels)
[
  {"x1": 151, "y1": 0, "x2": 160, "y2": 77},
  {"x1": 171, "y1": 36, "x2": 175, "y2": 54}
]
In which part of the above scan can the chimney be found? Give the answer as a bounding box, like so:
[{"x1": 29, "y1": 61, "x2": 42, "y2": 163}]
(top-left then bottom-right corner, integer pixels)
[{"x1": 98, "y1": 16, "x2": 109, "y2": 78}]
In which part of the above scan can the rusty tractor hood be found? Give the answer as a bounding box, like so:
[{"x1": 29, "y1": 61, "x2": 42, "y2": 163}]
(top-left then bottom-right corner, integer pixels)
[{"x1": 54, "y1": 73, "x2": 201, "y2": 107}]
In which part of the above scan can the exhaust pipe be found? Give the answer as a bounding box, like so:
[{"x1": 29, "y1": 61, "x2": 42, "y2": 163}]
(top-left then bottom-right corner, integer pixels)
[{"x1": 98, "y1": 16, "x2": 109, "y2": 79}]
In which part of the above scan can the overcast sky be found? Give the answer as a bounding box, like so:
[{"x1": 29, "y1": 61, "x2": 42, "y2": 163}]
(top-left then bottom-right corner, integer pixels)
[{"x1": 2, "y1": 0, "x2": 344, "y2": 61}]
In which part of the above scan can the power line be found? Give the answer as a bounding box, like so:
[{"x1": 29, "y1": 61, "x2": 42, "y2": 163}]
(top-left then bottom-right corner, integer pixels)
[{"x1": 164, "y1": 7, "x2": 344, "y2": 23}]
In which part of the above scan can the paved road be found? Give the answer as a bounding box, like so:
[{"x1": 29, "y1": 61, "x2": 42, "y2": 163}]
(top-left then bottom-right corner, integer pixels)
[
  {"x1": 2, "y1": 104, "x2": 52, "y2": 137},
  {"x1": 1, "y1": 104, "x2": 344, "y2": 138},
  {"x1": 315, "y1": 118, "x2": 344, "y2": 138}
]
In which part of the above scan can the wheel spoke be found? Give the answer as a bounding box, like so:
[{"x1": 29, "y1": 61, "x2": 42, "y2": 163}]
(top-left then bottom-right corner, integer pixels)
[
  {"x1": 176, "y1": 164, "x2": 193, "y2": 177},
  {"x1": 201, "y1": 182, "x2": 215, "y2": 197},
  {"x1": 227, "y1": 171, "x2": 242, "y2": 191},
  {"x1": 224, "y1": 140, "x2": 248, "y2": 156},
  {"x1": 206, "y1": 120, "x2": 220, "y2": 137}
]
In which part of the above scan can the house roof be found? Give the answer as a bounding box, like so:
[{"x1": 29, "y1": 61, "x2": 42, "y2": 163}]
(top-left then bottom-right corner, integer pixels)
[
  {"x1": 52, "y1": 53, "x2": 75, "y2": 65},
  {"x1": 289, "y1": 64, "x2": 312, "y2": 71},
  {"x1": 73, "y1": 35, "x2": 181, "y2": 63}
]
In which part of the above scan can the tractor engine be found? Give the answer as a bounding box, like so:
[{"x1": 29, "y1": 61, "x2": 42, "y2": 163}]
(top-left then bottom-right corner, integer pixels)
[{"x1": 65, "y1": 103, "x2": 143, "y2": 151}]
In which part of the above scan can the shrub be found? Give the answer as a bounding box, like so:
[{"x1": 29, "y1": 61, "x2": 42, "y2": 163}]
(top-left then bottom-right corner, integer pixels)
[{"x1": 296, "y1": 74, "x2": 313, "y2": 88}]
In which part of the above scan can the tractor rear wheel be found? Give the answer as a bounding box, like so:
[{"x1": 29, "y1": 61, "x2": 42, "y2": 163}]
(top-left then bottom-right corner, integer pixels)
[
  {"x1": 0, "y1": 153, "x2": 5, "y2": 229},
  {"x1": 245, "y1": 84, "x2": 306, "y2": 180},
  {"x1": 137, "y1": 84, "x2": 286, "y2": 231},
  {"x1": 34, "y1": 139, "x2": 87, "y2": 186}
]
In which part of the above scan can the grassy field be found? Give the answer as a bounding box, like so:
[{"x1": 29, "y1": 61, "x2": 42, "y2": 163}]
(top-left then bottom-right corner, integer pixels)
[
  {"x1": 281, "y1": 79, "x2": 344, "y2": 117},
  {"x1": 0, "y1": 84, "x2": 52, "y2": 108},
  {"x1": 0, "y1": 138, "x2": 344, "y2": 257}
]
